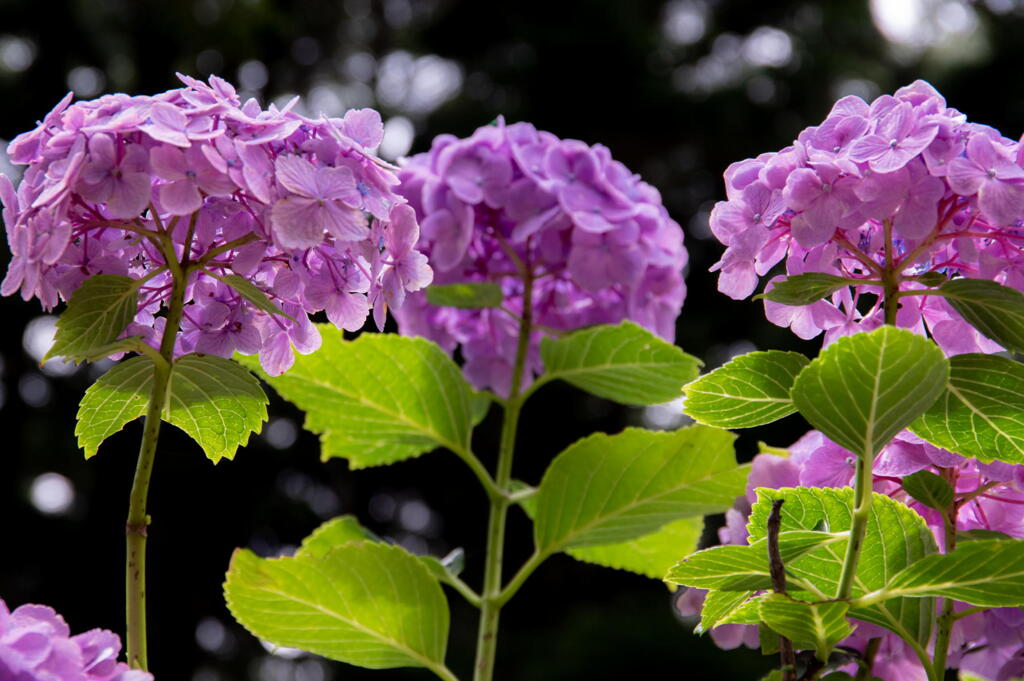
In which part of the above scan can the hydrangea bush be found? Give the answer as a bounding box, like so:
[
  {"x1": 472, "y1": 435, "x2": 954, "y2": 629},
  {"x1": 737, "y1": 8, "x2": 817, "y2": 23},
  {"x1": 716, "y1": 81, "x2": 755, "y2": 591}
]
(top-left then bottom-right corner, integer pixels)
[{"x1": 673, "y1": 80, "x2": 1024, "y2": 681}]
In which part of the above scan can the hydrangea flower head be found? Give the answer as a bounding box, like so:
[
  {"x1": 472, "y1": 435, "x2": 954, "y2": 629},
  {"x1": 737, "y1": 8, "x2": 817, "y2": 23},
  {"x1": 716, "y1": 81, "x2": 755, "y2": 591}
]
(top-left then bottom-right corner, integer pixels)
[
  {"x1": 709, "y1": 80, "x2": 1024, "y2": 351},
  {"x1": 393, "y1": 119, "x2": 687, "y2": 395},
  {"x1": 0, "y1": 74, "x2": 432, "y2": 374},
  {"x1": 0, "y1": 598, "x2": 152, "y2": 680}
]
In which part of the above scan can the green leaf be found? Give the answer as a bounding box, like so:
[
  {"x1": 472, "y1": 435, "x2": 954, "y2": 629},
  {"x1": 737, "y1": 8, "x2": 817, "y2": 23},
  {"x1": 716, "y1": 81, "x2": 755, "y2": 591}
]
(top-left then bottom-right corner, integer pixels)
[
  {"x1": 537, "y1": 321, "x2": 702, "y2": 405},
  {"x1": 208, "y1": 271, "x2": 293, "y2": 320},
  {"x1": 747, "y1": 487, "x2": 938, "y2": 646},
  {"x1": 76, "y1": 354, "x2": 266, "y2": 461},
  {"x1": 64, "y1": 336, "x2": 147, "y2": 364},
  {"x1": 665, "y1": 530, "x2": 846, "y2": 592},
  {"x1": 758, "y1": 594, "x2": 853, "y2": 662},
  {"x1": 46, "y1": 274, "x2": 138, "y2": 362},
  {"x1": 938, "y1": 278, "x2": 1024, "y2": 353},
  {"x1": 881, "y1": 540, "x2": 1024, "y2": 607},
  {"x1": 697, "y1": 590, "x2": 759, "y2": 633},
  {"x1": 683, "y1": 351, "x2": 809, "y2": 428},
  {"x1": 296, "y1": 515, "x2": 379, "y2": 559},
  {"x1": 910, "y1": 353, "x2": 1024, "y2": 464},
  {"x1": 913, "y1": 272, "x2": 948, "y2": 287},
  {"x1": 239, "y1": 328, "x2": 485, "y2": 468},
  {"x1": 76, "y1": 356, "x2": 153, "y2": 458},
  {"x1": 165, "y1": 354, "x2": 267, "y2": 463},
  {"x1": 534, "y1": 426, "x2": 748, "y2": 554},
  {"x1": 225, "y1": 542, "x2": 451, "y2": 674},
  {"x1": 791, "y1": 326, "x2": 948, "y2": 457},
  {"x1": 425, "y1": 282, "x2": 503, "y2": 308},
  {"x1": 566, "y1": 516, "x2": 704, "y2": 579},
  {"x1": 901, "y1": 471, "x2": 954, "y2": 511},
  {"x1": 958, "y1": 529, "x2": 1014, "y2": 542},
  {"x1": 758, "y1": 273, "x2": 855, "y2": 305}
]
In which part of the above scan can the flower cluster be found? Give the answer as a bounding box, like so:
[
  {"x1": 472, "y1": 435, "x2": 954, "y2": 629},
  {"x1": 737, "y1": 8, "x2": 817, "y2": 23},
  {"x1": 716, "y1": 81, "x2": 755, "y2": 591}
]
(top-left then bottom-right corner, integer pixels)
[
  {"x1": 0, "y1": 598, "x2": 152, "y2": 681},
  {"x1": 1, "y1": 74, "x2": 432, "y2": 374},
  {"x1": 709, "y1": 80, "x2": 1024, "y2": 351},
  {"x1": 678, "y1": 430, "x2": 1024, "y2": 681},
  {"x1": 392, "y1": 119, "x2": 687, "y2": 395}
]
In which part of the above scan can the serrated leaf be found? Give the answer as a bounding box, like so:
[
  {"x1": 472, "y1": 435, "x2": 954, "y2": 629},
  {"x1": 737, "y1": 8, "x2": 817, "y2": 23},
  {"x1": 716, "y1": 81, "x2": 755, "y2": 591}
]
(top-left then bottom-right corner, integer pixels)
[
  {"x1": 46, "y1": 274, "x2": 138, "y2": 362},
  {"x1": 747, "y1": 487, "x2": 937, "y2": 646},
  {"x1": 958, "y1": 529, "x2": 1013, "y2": 542},
  {"x1": 225, "y1": 542, "x2": 451, "y2": 674},
  {"x1": 534, "y1": 426, "x2": 748, "y2": 555},
  {"x1": 911, "y1": 353, "x2": 1024, "y2": 464},
  {"x1": 938, "y1": 278, "x2": 1024, "y2": 353},
  {"x1": 901, "y1": 470, "x2": 954, "y2": 511},
  {"x1": 76, "y1": 356, "x2": 154, "y2": 458},
  {"x1": 240, "y1": 328, "x2": 485, "y2": 468},
  {"x1": 165, "y1": 354, "x2": 268, "y2": 463},
  {"x1": 64, "y1": 336, "x2": 146, "y2": 364},
  {"x1": 758, "y1": 273, "x2": 855, "y2": 305},
  {"x1": 697, "y1": 590, "x2": 759, "y2": 633},
  {"x1": 758, "y1": 594, "x2": 853, "y2": 662},
  {"x1": 296, "y1": 516, "x2": 378, "y2": 559},
  {"x1": 791, "y1": 327, "x2": 948, "y2": 458},
  {"x1": 880, "y1": 540, "x2": 1024, "y2": 607},
  {"x1": 566, "y1": 516, "x2": 704, "y2": 579},
  {"x1": 683, "y1": 351, "x2": 808, "y2": 428},
  {"x1": 425, "y1": 282, "x2": 503, "y2": 308},
  {"x1": 665, "y1": 530, "x2": 846, "y2": 592},
  {"x1": 208, "y1": 271, "x2": 293, "y2": 320},
  {"x1": 536, "y1": 321, "x2": 702, "y2": 405}
]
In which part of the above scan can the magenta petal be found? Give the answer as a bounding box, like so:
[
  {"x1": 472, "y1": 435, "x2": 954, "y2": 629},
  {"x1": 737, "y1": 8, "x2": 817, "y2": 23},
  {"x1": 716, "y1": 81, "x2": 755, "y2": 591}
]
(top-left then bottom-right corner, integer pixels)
[
  {"x1": 979, "y1": 178, "x2": 1024, "y2": 225},
  {"x1": 946, "y1": 157, "x2": 987, "y2": 196},
  {"x1": 271, "y1": 196, "x2": 325, "y2": 249},
  {"x1": 325, "y1": 290, "x2": 369, "y2": 331},
  {"x1": 159, "y1": 179, "x2": 202, "y2": 216},
  {"x1": 275, "y1": 155, "x2": 319, "y2": 198},
  {"x1": 323, "y1": 201, "x2": 368, "y2": 241},
  {"x1": 106, "y1": 172, "x2": 151, "y2": 219}
]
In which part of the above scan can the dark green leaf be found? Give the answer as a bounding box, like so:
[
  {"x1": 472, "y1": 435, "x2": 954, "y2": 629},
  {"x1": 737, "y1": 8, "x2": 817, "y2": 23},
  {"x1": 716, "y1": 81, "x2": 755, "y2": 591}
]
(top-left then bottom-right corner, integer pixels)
[
  {"x1": 46, "y1": 274, "x2": 138, "y2": 362},
  {"x1": 758, "y1": 273, "x2": 856, "y2": 305},
  {"x1": 683, "y1": 351, "x2": 808, "y2": 428},
  {"x1": 958, "y1": 529, "x2": 1014, "y2": 542},
  {"x1": 791, "y1": 326, "x2": 948, "y2": 457},
  {"x1": 901, "y1": 471, "x2": 954, "y2": 511},
  {"x1": 207, "y1": 271, "x2": 293, "y2": 320},
  {"x1": 425, "y1": 282, "x2": 503, "y2": 308},
  {"x1": 938, "y1": 278, "x2": 1024, "y2": 353}
]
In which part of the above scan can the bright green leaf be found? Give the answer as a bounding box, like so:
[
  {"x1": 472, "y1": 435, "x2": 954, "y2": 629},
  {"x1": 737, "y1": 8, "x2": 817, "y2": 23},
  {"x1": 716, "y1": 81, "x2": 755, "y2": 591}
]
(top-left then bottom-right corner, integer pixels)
[
  {"x1": 534, "y1": 426, "x2": 748, "y2": 554},
  {"x1": 240, "y1": 328, "x2": 485, "y2": 468},
  {"x1": 208, "y1": 271, "x2": 293, "y2": 320},
  {"x1": 697, "y1": 590, "x2": 759, "y2": 632},
  {"x1": 747, "y1": 487, "x2": 938, "y2": 646},
  {"x1": 791, "y1": 326, "x2": 948, "y2": 457},
  {"x1": 758, "y1": 273, "x2": 856, "y2": 305},
  {"x1": 225, "y1": 542, "x2": 451, "y2": 674},
  {"x1": 938, "y1": 278, "x2": 1024, "y2": 354},
  {"x1": 76, "y1": 356, "x2": 153, "y2": 458},
  {"x1": 536, "y1": 321, "x2": 702, "y2": 405},
  {"x1": 566, "y1": 516, "x2": 704, "y2": 579},
  {"x1": 46, "y1": 274, "x2": 138, "y2": 362},
  {"x1": 425, "y1": 282, "x2": 503, "y2": 308},
  {"x1": 881, "y1": 540, "x2": 1024, "y2": 607},
  {"x1": 901, "y1": 471, "x2": 954, "y2": 511},
  {"x1": 683, "y1": 351, "x2": 808, "y2": 428},
  {"x1": 296, "y1": 515, "x2": 379, "y2": 559},
  {"x1": 758, "y1": 594, "x2": 853, "y2": 662},
  {"x1": 911, "y1": 353, "x2": 1024, "y2": 464},
  {"x1": 165, "y1": 354, "x2": 267, "y2": 463}
]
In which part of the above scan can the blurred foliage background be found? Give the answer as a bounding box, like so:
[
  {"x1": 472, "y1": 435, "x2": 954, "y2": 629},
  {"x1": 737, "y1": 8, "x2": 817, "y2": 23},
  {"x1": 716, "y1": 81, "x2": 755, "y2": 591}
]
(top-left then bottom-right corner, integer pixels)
[{"x1": 2, "y1": 0, "x2": 1024, "y2": 679}]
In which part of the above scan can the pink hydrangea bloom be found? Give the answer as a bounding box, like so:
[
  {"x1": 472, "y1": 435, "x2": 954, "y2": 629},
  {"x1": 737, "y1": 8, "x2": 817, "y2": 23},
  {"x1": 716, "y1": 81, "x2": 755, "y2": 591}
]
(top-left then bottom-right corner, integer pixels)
[
  {"x1": 0, "y1": 598, "x2": 152, "y2": 681},
  {"x1": 708, "y1": 80, "x2": 1024, "y2": 352},
  {"x1": 0, "y1": 74, "x2": 431, "y2": 375},
  {"x1": 392, "y1": 119, "x2": 687, "y2": 396}
]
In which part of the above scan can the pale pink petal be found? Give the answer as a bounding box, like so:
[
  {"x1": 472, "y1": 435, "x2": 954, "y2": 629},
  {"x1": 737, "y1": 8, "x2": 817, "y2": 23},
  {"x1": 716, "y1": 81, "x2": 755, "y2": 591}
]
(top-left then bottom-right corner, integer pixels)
[
  {"x1": 275, "y1": 155, "x2": 320, "y2": 198},
  {"x1": 271, "y1": 196, "x2": 325, "y2": 249}
]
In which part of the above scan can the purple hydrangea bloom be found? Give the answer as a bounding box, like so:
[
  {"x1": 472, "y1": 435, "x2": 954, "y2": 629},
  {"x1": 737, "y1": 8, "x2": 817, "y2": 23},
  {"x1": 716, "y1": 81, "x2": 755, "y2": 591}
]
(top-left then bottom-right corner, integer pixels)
[
  {"x1": 694, "y1": 430, "x2": 1024, "y2": 681},
  {"x1": 392, "y1": 119, "x2": 687, "y2": 396},
  {"x1": 707, "y1": 80, "x2": 1024, "y2": 352},
  {"x1": 0, "y1": 75, "x2": 432, "y2": 375},
  {"x1": 0, "y1": 598, "x2": 152, "y2": 681}
]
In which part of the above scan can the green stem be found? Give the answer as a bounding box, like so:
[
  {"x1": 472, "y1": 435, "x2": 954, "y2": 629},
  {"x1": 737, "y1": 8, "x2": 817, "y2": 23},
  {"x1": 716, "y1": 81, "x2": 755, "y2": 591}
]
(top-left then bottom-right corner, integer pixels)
[
  {"x1": 836, "y1": 451, "x2": 872, "y2": 600},
  {"x1": 124, "y1": 216, "x2": 193, "y2": 670},
  {"x1": 473, "y1": 272, "x2": 533, "y2": 681},
  {"x1": 932, "y1": 469, "x2": 960, "y2": 679}
]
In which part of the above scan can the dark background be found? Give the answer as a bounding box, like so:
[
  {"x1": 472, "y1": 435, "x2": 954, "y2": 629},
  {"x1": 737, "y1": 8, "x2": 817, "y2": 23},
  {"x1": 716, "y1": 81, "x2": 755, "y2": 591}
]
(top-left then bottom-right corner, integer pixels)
[{"x1": 0, "y1": 1, "x2": 1020, "y2": 679}]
